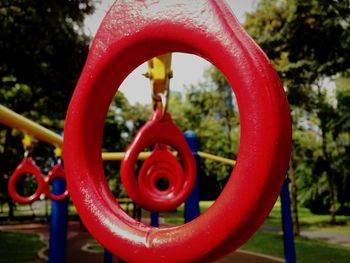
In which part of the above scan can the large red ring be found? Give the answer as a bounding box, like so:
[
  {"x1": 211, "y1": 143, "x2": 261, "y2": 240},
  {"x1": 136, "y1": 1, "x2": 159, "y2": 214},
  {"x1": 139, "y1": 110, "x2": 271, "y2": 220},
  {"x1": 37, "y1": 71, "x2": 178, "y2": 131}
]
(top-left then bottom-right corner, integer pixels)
[
  {"x1": 8, "y1": 157, "x2": 45, "y2": 204},
  {"x1": 64, "y1": 1, "x2": 291, "y2": 262}
]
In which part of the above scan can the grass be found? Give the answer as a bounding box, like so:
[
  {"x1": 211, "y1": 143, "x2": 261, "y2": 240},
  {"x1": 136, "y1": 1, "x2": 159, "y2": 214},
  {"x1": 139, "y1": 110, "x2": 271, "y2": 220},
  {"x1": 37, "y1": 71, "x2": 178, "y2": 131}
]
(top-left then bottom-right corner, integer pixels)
[
  {"x1": 265, "y1": 199, "x2": 350, "y2": 234},
  {"x1": 160, "y1": 200, "x2": 350, "y2": 262},
  {"x1": 0, "y1": 199, "x2": 349, "y2": 262},
  {"x1": 61, "y1": 230, "x2": 350, "y2": 263},
  {"x1": 0, "y1": 231, "x2": 45, "y2": 263},
  {"x1": 161, "y1": 200, "x2": 350, "y2": 235},
  {"x1": 242, "y1": 230, "x2": 350, "y2": 263}
]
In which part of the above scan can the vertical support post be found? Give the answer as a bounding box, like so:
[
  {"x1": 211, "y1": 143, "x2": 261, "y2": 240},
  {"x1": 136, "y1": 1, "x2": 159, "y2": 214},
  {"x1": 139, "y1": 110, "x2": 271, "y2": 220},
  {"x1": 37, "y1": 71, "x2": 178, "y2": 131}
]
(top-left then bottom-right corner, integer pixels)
[
  {"x1": 280, "y1": 178, "x2": 296, "y2": 263},
  {"x1": 104, "y1": 250, "x2": 113, "y2": 263},
  {"x1": 48, "y1": 163, "x2": 68, "y2": 263},
  {"x1": 184, "y1": 131, "x2": 200, "y2": 223},
  {"x1": 150, "y1": 212, "x2": 159, "y2": 227}
]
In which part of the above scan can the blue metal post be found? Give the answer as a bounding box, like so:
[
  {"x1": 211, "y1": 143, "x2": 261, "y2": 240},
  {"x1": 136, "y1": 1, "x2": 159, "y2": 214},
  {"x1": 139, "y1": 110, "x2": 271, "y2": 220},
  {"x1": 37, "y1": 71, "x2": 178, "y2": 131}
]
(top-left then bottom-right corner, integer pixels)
[
  {"x1": 48, "y1": 163, "x2": 68, "y2": 263},
  {"x1": 280, "y1": 178, "x2": 296, "y2": 263},
  {"x1": 184, "y1": 131, "x2": 200, "y2": 223},
  {"x1": 104, "y1": 250, "x2": 113, "y2": 263},
  {"x1": 150, "y1": 212, "x2": 159, "y2": 227}
]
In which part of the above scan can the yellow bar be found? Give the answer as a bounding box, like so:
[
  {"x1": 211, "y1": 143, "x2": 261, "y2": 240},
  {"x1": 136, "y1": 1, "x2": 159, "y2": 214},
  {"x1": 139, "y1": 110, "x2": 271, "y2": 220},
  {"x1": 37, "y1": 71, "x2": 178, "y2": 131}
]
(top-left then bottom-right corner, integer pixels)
[
  {"x1": 198, "y1": 151, "x2": 236, "y2": 166},
  {"x1": 101, "y1": 152, "x2": 151, "y2": 161},
  {"x1": 0, "y1": 105, "x2": 152, "y2": 161},
  {"x1": 0, "y1": 104, "x2": 63, "y2": 147},
  {"x1": 1, "y1": 105, "x2": 237, "y2": 165}
]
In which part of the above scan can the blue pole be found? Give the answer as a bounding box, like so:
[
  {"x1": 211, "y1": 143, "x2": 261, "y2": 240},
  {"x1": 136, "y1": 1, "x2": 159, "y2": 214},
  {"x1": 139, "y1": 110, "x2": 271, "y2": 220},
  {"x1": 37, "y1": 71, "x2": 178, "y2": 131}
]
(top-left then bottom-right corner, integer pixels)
[
  {"x1": 104, "y1": 249, "x2": 113, "y2": 263},
  {"x1": 184, "y1": 131, "x2": 200, "y2": 223},
  {"x1": 150, "y1": 212, "x2": 159, "y2": 227},
  {"x1": 48, "y1": 162, "x2": 68, "y2": 263},
  {"x1": 280, "y1": 178, "x2": 296, "y2": 263}
]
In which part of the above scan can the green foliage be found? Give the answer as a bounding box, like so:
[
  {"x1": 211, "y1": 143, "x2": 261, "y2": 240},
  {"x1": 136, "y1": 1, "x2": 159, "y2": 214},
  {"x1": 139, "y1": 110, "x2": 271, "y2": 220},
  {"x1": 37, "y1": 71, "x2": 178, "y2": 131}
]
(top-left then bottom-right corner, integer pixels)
[
  {"x1": 102, "y1": 92, "x2": 152, "y2": 198},
  {"x1": 244, "y1": 0, "x2": 350, "y2": 221},
  {"x1": 0, "y1": 0, "x2": 95, "y2": 121},
  {"x1": 0, "y1": 0, "x2": 96, "y2": 217},
  {"x1": 168, "y1": 67, "x2": 239, "y2": 199},
  {"x1": 245, "y1": 0, "x2": 350, "y2": 107}
]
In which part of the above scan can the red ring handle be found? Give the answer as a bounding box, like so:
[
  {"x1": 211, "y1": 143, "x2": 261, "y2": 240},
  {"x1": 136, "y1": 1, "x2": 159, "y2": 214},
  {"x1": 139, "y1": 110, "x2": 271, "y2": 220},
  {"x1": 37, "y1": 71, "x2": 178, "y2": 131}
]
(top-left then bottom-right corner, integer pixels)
[
  {"x1": 121, "y1": 135, "x2": 190, "y2": 212},
  {"x1": 138, "y1": 145, "x2": 186, "y2": 199},
  {"x1": 138, "y1": 145, "x2": 184, "y2": 199},
  {"x1": 63, "y1": 1, "x2": 291, "y2": 262},
  {"x1": 44, "y1": 164, "x2": 69, "y2": 201},
  {"x1": 8, "y1": 157, "x2": 45, "y2": 204}
]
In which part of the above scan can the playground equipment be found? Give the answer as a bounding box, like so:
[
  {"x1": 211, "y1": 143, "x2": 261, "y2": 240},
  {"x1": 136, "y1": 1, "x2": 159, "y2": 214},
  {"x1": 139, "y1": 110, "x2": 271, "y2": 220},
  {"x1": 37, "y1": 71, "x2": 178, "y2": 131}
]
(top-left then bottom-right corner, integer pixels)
[
  {"x1": 121, "y1": 52, "x2": 195, "y2": 212},
  {"x1": 1, "y1": 105, "x2": 297, "y2": 263},
  {"x1": 44, "y1": 163, "x2": 69, "y2": 201},
  {"x1": 6, "y1": 133, "x2": 68, "y2": 203},
  {"x1": 63, "y1": 1, "x2": 292, "y2": 262},
  {"x1": 8, "y1": 156, "x2": 45, "y2": 204},
  {"x1": 0, "y1": 104, "x2": 234, "y2": 164},
  {"x1": 120, "y1": 110, "x2": 196, "y2": 212}
]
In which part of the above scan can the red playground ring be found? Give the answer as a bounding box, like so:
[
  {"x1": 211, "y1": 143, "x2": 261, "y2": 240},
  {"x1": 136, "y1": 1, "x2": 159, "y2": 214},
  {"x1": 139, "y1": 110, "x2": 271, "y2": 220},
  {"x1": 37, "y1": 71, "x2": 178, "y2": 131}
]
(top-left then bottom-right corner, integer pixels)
[
  {"x1": 120, "y1": 110, "x2": 196, "y2": 212},
  {"x1": 44, "y1": 164, "x2": 69, "y2": 201},
  {"x1": 8, "y1": 157, "x2": 45, "y2": 204},
  {"x1": 64, "y1": 1, "x2": 291, "y2": 262}
]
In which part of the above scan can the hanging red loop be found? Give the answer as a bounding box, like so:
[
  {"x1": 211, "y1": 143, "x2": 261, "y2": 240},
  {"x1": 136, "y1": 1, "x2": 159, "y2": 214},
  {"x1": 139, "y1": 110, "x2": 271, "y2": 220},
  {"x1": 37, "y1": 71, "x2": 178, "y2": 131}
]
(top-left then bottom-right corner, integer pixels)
[
  {"x1": 120, "y1": 111, "x2": 195, "y2": 212},
  {"x1": 8, "y1": 157, "x2": 45, "y2": 204},
  {"x1": 138, "y1": 145, "x2": 185, "y2": 204},
  {"x1": 63, "y1": 0, "x2": 292, "y2": 262},
  {"x1": 44, "y1": 164, "x2": 69, "y2": 201}
]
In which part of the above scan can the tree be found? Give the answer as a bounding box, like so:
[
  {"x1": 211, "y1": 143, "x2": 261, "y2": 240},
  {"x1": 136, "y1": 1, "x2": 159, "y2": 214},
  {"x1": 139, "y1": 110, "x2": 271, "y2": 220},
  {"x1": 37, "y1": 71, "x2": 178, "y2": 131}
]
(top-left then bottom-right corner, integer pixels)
[
  {"x1": 332, "y1": 78, "x2": 350, "y2": 215},
  {"x1": 0, "y1": 0, "x2": 96, "y2": 218},
  {"x1": 103, "y1": 92, "x2": 153, "y2": 198},
  {"x1": 244, "y1": 0, "x2": 350, "y2": 225},
  {"x1": 168, "y1": 68, "x2": 240, "y2": 200}
]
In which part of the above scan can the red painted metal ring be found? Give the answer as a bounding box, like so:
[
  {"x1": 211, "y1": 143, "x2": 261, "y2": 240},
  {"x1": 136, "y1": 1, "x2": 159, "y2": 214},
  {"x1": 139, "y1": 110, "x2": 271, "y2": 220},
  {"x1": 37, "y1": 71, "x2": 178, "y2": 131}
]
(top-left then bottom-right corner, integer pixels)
[
  {"x1": 138, "y1": 145, "x2": 185, "y2": 202},
  {"x1": 44, "y1": 164, "x2": 69, "y2": 201},
  {"x1": 121, "y1": 116, "x2": 194, "y2": 212},
  {"x1": 64, "y1": 1, "x2": 291, "y2": 262},
  {"x1": 8, "y1": 157, "x2": 45, "y2": 204}
]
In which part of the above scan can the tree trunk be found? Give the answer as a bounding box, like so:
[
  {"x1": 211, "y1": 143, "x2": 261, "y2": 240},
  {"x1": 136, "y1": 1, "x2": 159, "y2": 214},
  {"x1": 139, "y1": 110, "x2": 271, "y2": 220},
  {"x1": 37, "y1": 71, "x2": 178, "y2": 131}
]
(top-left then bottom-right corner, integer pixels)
[
  {"x1": 316, "y1": 84, "x2": 337, "y2": 224},
  {"x1": 220, "y1": 84, "x2": 235, "y2": 159},
  {"x1": 321, "y1": 125, "x2": 337, "y2": 224},
  {"x1": 225, "y1": 111, "x2": 233, "y2": 155},
  {"x1": 289, "y1": 156, "x2": 300, "y2": 236}
]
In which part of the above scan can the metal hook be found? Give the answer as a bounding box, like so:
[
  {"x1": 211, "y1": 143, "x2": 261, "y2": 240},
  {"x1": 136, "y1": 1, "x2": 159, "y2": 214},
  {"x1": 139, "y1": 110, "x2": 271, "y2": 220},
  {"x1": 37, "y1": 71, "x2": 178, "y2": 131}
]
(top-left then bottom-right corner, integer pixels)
[{"x1": 157, "y1": 92, "x2": 168, "y2": 119}]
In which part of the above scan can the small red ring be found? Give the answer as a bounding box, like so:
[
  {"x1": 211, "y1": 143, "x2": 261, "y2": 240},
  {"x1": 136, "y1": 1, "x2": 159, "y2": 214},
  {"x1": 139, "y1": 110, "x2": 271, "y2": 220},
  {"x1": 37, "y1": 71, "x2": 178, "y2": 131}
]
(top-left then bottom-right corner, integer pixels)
[
  {"x1": 121, "y1": 112, "x2": 196, "y2": 212},
  {"x1": 44, "y1": 164, "x2": 69, "y2": 201},
  {"x1": 137, "y1": 145, "x2": 186, "y2": 206},
  {"x1": 8, "y1": 157, "x2": 45, "y2": 204}
]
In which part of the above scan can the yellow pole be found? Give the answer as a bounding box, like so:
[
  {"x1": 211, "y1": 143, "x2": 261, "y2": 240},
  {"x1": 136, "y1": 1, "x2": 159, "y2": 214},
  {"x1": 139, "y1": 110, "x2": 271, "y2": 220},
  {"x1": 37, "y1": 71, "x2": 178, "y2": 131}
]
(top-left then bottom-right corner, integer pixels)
[
  {"x1": 0, "y1": 104, "x2": 63, "y2": 147},
  {"x1": 0, "y1": 104, "x2": 152, "y2": 161},
  {"x1": 198, "y1": 151, "x2": 236, "y2": 166},
  {"x1": 1, "y1": 105, "x2": 237, "y2": 164},
  {"x1": 101, "y1": 152, "x2": 152, "y2": 161}
]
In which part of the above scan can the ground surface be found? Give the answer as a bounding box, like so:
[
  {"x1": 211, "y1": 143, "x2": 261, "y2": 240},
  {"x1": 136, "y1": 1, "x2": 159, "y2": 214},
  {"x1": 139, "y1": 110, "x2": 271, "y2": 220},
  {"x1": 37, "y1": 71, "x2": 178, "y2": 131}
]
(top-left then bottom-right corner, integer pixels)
[
  {"x1": 261, "y1": 224, "x2": 350, "y2": 248},
  {"x1": 2, "y1": 219, "x2": 350, "y2": 262},
  {"x1": 0, "y1": 221, "x2": 283, "y2": 263}
]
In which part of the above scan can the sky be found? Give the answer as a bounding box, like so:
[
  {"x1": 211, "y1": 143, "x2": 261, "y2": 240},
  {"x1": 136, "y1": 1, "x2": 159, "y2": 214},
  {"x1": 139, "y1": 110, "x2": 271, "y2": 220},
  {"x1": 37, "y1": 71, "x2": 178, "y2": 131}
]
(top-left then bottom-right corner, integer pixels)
[{"x1": 84, "y1": 1, "x2": 257, "y2": 104}]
